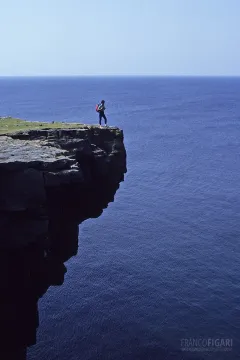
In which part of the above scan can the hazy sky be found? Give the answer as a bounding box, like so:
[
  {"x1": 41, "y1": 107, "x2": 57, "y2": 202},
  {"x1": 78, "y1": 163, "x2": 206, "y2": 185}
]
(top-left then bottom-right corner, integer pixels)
[{"x1": 0, "y1": 0, "x2": 239, "y2": 76}]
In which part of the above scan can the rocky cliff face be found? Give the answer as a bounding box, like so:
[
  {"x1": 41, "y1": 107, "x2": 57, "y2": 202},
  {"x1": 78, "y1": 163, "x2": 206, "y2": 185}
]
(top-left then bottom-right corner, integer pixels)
[{"x1": 0, "y1": 126, "x2": 127, "y2": 359}]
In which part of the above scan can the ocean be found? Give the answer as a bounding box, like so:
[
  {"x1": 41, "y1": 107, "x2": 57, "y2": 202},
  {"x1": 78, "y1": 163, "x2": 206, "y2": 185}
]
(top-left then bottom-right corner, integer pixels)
[{"x1": 1, "y1": 77, "x2": 240, "y2": 360}]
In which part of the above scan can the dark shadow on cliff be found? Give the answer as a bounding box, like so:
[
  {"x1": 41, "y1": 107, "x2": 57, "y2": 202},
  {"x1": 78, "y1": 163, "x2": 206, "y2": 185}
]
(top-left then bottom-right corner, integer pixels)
[
  {"x1": 0, "y1": 220, "x2": 75, "y2": 360},
  {"x1": 0, "y1": 182, "x2": 122, "y2": 360}
]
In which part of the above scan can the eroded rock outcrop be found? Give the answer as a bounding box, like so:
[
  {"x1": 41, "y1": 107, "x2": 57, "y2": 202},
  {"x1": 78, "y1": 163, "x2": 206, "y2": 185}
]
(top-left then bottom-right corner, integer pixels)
[{"x1": 0, "y1": 126, "x2": 127, "y2": 359}]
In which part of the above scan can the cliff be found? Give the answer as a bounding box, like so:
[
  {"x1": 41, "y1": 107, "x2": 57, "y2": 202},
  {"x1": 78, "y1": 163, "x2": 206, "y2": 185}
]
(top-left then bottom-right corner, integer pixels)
[{"x1": 0, "y1": 125, "x2": 127, "y2": 359}]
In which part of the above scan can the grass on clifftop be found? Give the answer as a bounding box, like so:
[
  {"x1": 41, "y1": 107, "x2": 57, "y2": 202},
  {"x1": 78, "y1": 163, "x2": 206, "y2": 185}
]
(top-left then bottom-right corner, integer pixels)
[{"x1": 0, "y1": 117, "x2": 94, "y2": 135}]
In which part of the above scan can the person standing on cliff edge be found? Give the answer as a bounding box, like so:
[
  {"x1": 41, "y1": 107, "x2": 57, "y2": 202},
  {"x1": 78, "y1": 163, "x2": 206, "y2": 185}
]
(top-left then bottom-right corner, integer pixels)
[{"x1": 96, "y1": 100, "x2": 108, "y2": 126}]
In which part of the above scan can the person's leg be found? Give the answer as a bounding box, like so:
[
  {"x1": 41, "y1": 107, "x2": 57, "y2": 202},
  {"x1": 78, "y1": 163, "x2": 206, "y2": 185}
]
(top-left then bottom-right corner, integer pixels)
[
  {"x1": 103, "y1": 113, "x2": 107, "y2": 125},
  {"x1": 99, "y1": 112, "x2": 102, "y2": 125}
]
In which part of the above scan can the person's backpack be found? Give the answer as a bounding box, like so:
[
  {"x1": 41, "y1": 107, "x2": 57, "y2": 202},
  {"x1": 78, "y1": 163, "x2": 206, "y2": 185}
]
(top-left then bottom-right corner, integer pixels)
[{"x1": 96, "y1": 104, "x2": 99, "y2": 112}]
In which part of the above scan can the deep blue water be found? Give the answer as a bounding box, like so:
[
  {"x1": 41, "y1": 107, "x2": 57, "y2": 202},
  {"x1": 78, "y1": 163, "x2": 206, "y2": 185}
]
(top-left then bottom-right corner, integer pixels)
[{"x1": 1, "y1": 77, "x2": 240, "y2": 360}]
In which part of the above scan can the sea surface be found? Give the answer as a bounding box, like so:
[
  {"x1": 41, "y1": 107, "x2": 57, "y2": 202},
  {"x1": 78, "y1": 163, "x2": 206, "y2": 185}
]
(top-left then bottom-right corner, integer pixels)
[{"x1": 1, "y1": 77, "x2": 240, "y2": 360}]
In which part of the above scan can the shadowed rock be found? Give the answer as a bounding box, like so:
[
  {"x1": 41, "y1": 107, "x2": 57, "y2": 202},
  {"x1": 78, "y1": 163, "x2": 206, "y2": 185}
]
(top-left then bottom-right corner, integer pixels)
[{"x1": 0, "y1": 126, "x2": 127, "y2": 359}]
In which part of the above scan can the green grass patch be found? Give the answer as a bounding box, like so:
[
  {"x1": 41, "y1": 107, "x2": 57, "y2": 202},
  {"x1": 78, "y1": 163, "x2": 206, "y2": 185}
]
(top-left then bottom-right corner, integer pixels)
[{"x1": 0, "y1": 117, "x2": 93, "y2": 135}]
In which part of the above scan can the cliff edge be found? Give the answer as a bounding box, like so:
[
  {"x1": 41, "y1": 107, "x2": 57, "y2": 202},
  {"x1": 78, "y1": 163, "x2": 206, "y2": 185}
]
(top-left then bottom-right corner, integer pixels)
[
  {"x1": 0, "y1": 126, "x2": 126, "y2": 248},
  {"x1": 0, "y1": 124, "x2": 127, "y2": 359}
]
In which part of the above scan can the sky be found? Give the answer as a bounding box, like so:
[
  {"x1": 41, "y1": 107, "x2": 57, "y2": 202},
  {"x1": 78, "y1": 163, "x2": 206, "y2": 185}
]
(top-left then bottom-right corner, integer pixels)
[{"x1": 0, "y1": 0, "x2": 240, "y2": 76}]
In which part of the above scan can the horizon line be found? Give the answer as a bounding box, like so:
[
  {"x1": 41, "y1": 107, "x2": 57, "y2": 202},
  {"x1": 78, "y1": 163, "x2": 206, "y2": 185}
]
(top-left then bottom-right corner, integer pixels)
[{"x1": 1, "y1": 74, "x2": 240, "y2": 78}]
